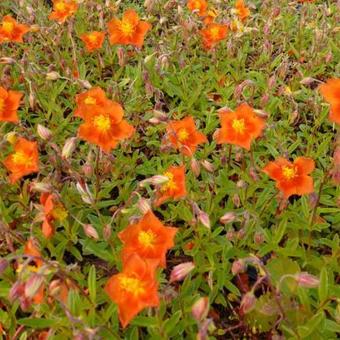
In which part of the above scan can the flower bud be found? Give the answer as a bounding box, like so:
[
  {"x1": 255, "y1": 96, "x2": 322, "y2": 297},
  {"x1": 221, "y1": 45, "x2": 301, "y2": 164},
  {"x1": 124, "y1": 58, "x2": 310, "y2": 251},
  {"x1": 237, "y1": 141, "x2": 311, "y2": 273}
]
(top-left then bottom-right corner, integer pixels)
[
  {"x1": 192, "y1": 297, "x2": 209, "y2": 322},
  {"x1": 295, "y1": 272, "x2": 320, "y2": 288},
  {"x1": 49, "y1": 279, "x2": 62, "y2": 297},
  {"x1": 82, "y1": 163, "x2": 93, "y2": 177},
  {"x1": 76, "y1": 182, "x2": 94, "y2": 205},
  {"x1": 148, "y1": 117, "x2": 160, "y2": 124},
  {"x1": 83, "y1": 224, "x2": 99, "y2": 240},
  {"x1": 137, "y1": 198, "x2": 151, "y2": 214},
  {"x1": 0, "y1": 259, "x2": 8, "y2": 275},
  {"x1": 232, "y1": 194, "x2": 240, "y2": 207},
  {"x1": 62, "y1": 137, "x2": 77, "y2": 159},
  {"x1": 78, "y1": 79, "x2": 92, "y2": 89},
  {"x1": 231, "y1": 259, "x2": 246, "y2": 275},
  {"x1": 198, "y1": 210, "x2": 210, "y2": 229},
  {"x1": 254, "y1": 232, "x2": 264, "y2": 245},
  {"x1": 140, "y1": 175, "x2": 169, "y2": 187},
  {"x1": 191, "y1": 158, "x2": 201, "y2": 177},
  {"x1": 240, "y1": 292, "x2": 256, "y2": 314},
  {"x1": 9, "y1": 281, "x2": 24, "y2": 302},
  {"x1": 201, "y1": 160, "x2": 214, "y2": 173},
  {"x1": 117, "y1": 47, "x2": 125, "y2": 67},
  {"x1": 220, "y1": 212, "x2": 236, "y2": 224},
  {"x1": 24, "y1": 274, "x2": 44, "y2": 299},
  {"x1": 0, "y1": 57, "x2": 16, "y2": 64},
  {"x1": 37, "y1": 124, "x2": 52, "y2": 141},
  {"x1": 170, "y1": 262, "x2": 195, "y2": 283},
  {"x1": 103, "y1": 224, "x2": 112, "y2": 240},
  {"x1": 226, "y1": 229, "x2": 235, "y2": 241},
  {"x1": 30, "y1": 181, "x2": 52, "y2": 193},
  {"x1": 46, "y1": 71, "x2": 60, "y2": 80}
]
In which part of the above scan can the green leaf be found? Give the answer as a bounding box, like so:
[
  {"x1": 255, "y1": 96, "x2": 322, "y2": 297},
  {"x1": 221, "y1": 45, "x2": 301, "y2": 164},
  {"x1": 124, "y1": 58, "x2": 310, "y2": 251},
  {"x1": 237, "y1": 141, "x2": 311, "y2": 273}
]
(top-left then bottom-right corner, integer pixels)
[
  {"x1": 88, "y1": 265, "x2": 96, "y2": 304},
  {"x1": 18, "y1": 318, "x2": 59, "y2": 328},
  {"x1": 164, "y1": 310, "x2": 182, "y2": 335},
  {"x1": 318, "y1": 267, "x2": 328, "y2": 303}
]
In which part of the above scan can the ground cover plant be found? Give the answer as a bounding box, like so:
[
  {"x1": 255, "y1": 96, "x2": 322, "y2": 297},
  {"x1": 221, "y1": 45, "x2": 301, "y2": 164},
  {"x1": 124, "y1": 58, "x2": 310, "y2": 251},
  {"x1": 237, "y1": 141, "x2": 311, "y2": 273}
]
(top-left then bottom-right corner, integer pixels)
[{"x1": 0, "y1": 0, "x2": 339, "y2": 339}]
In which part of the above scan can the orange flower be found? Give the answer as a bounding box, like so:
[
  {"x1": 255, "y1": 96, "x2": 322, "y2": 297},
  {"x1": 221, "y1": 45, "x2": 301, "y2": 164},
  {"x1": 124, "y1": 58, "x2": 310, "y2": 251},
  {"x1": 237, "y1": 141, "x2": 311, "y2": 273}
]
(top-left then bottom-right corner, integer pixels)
[
  {"x1": 24, "y1": 239, "x2": 43, "y2": 267},
  {"x1": 48, "y1": 0, "x2": 78, "y2": 24},
  {"x1": 263, "y1": 157, "x2": 315, "y2": 199},
  {"x1": 215, "y1": 103, "x2": 265, "y2": 150},
  {"x1": 0, "y1": 86, "x2": 23, "y2": 123},
  {"x1": 40, "y1": 193, "x2": 67, "y2": 239},
  {"x1": 78, "y1": 101, "x2": 134, "y2": 152},
  {"x1": 200, "y1": 23, "x2": 228, "y2": 49},
  {"x1": 0, "y1": 15, "x2": 30, "y2": 44},
  {"x1": 319, "y1": 78, "x2": 340, "y2": 125},
  {"x1": 80, "y1": 31, "x2": 105, "y2": 52},
  {"x1": 166, "y1": 116, "x2": 207, "y2": 156},
  {"x1": 118, "y1": 210, "x2": 177, "y2": 268},
  {"x1": 234, "y1": 0, "x2": 250, "y2": 22},
  {"x1": 3, "y1": 137, "x2": 39, "y2": 183},
  {"x1": 105, "y1": 254, "x2": 159, "y2": 328},
  {"x1": 155, "y1": 165, "x2": 187, "y2": 206},
  {"x1": 187, "y1": 0, "x2": 208, "y2": 16},
  {"x1": 107, "y1": 9, "x2": 151, "y2": 48},
  {"x1": 74, "y1": 87, "x2": 112, "y2": 119}
]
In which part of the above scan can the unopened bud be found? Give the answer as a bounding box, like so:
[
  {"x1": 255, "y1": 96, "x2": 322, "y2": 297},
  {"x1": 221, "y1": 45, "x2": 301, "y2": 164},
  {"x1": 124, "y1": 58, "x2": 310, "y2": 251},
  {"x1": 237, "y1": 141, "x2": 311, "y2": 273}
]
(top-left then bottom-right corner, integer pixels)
[
  {"x1": 76, "y1": 183, "x2": 94, "y2": 205},
  {"x1": 9, "y1": 281, "x2": 24, "y2": 302},
  {"x1": 0, "y1": 259, "x2": 8, "y2": 275},
  {"x1": 0, "y1": 57, "x2": 16, "y2": 64},
  {"x1": 83, "y1": 224, "x2": 99, "y2": 240},
  {"x1": 137, "y1": 198, "x2": 151, "y2": 214},
  {"x1": 62, "y1": 137, "x2": 77, "y2": 159},
  {"x1": 103, "y1": 224, "x2": 112, "y2": 240},
  {"x1": 24, "y1": 274, "x2": 44, "y2": 299},
  {"x1": 30, "y1": 181, "x2": 52, "y2": 193},
  {"x1": 254, "y1": 232, "x2": 264, "y2": 244},
  {"x1": 78, "y1": 79, "x2": 92, "y2": 89},
  {"x1": 140, "y1": 175, "x2": 169, "y2": 187},
  {"x1": 148, "y1": 117, "x2": 160, "y2": 124},
  {"x1": 232, "y1": 194, "x2": 240, "y2": 207},
  {"x1": 117, "y1": 47, "x2": 125, "y2": 67},
  {"x1": 236, "y1": 180, "x2": 247, "y2": 189},
  {"x1": 226, "y1": 229, "x2": 235, "y2": 241},
  {"x1": 192, "y1": 297, "x2": 209, "y2": 322},
  {"x1": 201, "y1": 160, "x2": 214, "y2": 172},
  {"x1": 170, "y1": 262, "x2": 195, "y2": 283},
  {"x1": 240, "y1": 292, "x2": 256, "y2": 314},
  {"x1": 46, "y1": 71, "x2": 60, "y2": 80},
  {"x1": 295, "y1": 272, "x2": 320, "y2": 288},
  {"x1": 231, "y1": 259, "x2": 246, "y2": 275},
  {"x1": 37, "y1": 124, "x2": 52, "y2": 140},
  {"x1": 191, "y1": 158, "x2": 200, "y2": 177},
  {"x1": 220, "y1": 212, "x2": 236, "y2": 224},
  {"x1": 198, "y1": 210, "x2": 210, "y2": 229}
]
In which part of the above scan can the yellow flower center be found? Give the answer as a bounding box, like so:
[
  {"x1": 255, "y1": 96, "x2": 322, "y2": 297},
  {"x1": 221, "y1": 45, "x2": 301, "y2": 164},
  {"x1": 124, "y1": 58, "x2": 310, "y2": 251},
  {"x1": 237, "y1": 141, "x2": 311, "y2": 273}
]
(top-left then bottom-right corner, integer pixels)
[
  {"x1": 2, "y1": 21, "x2": 14, "y2": 33},
  {"x1": 138, "y1": 230, "x2": 156, "y2": 248},
  {"x1": 55, "y1": 2, "x2": 66, "y2": 11},
  {"x1": 232, "y1": 118, "x2": 245, "y2": 134},
  {"x1": 93, "y1": 114, "x2": 111, "y2": 132},
  {"x1": 16, "y1": 264, "x2": 39, "y2": 274},
  {"x1": 162, "y1": 171, "x2": 177, "y2": 192},
  {"x1": 177, "y1": 128, "x2": 189, "y2": 142},
  {"x1": 88, "y1": 34, "x2": 97, "y2": 43},
  {"x1": 282, "y1": 166, "x2": 296, "y2": 180},
  {"x1": 121, "y1": 21, "x2": 134, "y2": 37},
  {"x1": 84, "y1": 96, "x2": 97, "y2": 105},
  {"x1": 119, "y1": 275, "x2": 145, "y2": 296},
  {"x1": 0, "y1": 98, "x2": 4, "y2": 112},
  {"x1": 51, "y1": 205, "x2": 68, "y2": 221},
  {"x1": 210, "y1": 27, "x2": 220, "y2": 39},
  {"x1": 12, "y1": 151, "x2": 30, "y2": 166}
]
